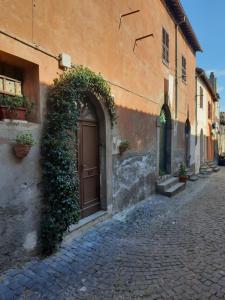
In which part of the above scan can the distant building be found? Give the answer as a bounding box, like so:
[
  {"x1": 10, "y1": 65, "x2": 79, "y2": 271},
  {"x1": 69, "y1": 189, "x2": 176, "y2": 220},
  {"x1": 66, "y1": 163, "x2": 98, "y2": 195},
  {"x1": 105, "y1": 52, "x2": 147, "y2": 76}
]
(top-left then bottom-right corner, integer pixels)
[
  {"x1": 195, "y1": 68, "x2": 220, "y2": 173},
  {"x1": 219, "y1": 112, "x2": 225, "y2": 154}
]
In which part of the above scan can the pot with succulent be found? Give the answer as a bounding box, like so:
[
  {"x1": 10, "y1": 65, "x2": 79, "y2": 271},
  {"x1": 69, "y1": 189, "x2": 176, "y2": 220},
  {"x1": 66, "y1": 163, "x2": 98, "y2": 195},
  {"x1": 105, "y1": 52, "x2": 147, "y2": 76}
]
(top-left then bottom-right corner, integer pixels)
[
  {"x1": 0, "y1": 94, "x2": 33, "y2": 121},
  {"x1": 118, "y1": 140, "x2": 130, "y2": 155},
  {"x1": 13, "y1": 133, "x2": 36, "y2": 159},
  {"x1": 179, "y1": 163, "x2": 188, "y2": 183}
]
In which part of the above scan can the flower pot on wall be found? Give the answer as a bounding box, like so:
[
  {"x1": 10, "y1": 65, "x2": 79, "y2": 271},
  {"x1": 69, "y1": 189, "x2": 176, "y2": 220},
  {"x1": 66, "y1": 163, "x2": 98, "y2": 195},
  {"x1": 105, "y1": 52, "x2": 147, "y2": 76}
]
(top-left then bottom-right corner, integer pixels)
[
  {"x1": 0, "y1": 106, "x2": 26, "y2": 121},
  {"x1": 13, "y1": 144, "x2": 31, "y2": 159}
]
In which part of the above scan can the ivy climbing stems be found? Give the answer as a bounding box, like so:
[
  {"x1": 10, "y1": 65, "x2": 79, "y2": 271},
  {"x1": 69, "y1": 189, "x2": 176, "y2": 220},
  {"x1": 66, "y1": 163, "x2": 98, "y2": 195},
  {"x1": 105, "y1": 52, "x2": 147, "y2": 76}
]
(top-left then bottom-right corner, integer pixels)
[{"x1": 41, "y1": 66, "x2": 116, "y2": 254}]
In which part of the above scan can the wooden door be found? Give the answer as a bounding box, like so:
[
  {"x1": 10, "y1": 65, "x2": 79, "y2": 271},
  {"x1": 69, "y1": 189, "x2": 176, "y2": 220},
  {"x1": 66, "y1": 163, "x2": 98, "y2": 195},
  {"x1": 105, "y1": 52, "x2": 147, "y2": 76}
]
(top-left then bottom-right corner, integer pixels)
[{"x1": 78, "y1": 120, "x2": 100, "y2": 218}]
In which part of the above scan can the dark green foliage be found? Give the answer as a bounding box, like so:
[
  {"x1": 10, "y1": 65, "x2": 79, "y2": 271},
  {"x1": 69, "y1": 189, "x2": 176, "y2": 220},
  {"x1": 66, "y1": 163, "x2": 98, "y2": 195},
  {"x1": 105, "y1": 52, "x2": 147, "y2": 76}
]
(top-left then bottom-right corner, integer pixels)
[
  {"x1": 0, "y1": 94, "x2": 34, "y2": 114},
  {"x1": 41, "y1": 65, "x2": 116, "y2": 254},
  {"x1": 16, "y1": 133, "x2": 35, "y2": 145},
  {"x1": 179, "y1": 163, "x2": 187, "y2": 177}
]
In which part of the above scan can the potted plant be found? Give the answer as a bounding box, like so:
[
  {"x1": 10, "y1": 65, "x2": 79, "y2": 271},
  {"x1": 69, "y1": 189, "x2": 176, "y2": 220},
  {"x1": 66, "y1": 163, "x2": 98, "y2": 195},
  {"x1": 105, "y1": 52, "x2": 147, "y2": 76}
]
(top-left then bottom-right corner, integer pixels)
[
  {"x1": 179, "y1": 163, "x2": 188, "y2": 183},
  {"x1": 0, "y1": 95, "x2": 33, "y2": 121},
  {"x1": 13, "y1": 133, "x2": 35, "y2": 159},
  {"x1": 118, "y1": 140, "x2": 130, "y2": 155}
]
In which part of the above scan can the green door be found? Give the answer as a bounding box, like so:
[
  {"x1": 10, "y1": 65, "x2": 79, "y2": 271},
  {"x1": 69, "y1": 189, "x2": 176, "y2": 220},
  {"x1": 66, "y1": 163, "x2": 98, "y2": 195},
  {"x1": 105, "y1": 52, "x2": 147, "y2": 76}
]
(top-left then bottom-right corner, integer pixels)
[{"x1": 159, "y1": 110, "x2": 167, "y2": 174}]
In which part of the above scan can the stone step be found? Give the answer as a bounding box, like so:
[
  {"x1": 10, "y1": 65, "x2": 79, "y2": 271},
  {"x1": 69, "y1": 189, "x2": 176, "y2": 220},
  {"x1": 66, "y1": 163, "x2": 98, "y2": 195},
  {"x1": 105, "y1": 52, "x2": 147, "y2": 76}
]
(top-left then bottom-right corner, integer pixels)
[
  {"x1": 200, "y1": 167, "x2": 213, "y2": 175},
  {"x1": 163, "y1": 182, "x2": 186, "y2": 197},
  {"x1": 187, "y1": 171, "x2": 194, "y2": 178},
  {"x1": 213, "y1": 166, "x2": 220, "y2": 172},
  {"x1": 189, "y1": 175, "x2": 199, "y2": 181},
  {"x1": 156, "y1": 177, "x2": 179, "y2": 193},
  {"x1": 200, "y1": 166, "x2": 208, "y2": 170}
]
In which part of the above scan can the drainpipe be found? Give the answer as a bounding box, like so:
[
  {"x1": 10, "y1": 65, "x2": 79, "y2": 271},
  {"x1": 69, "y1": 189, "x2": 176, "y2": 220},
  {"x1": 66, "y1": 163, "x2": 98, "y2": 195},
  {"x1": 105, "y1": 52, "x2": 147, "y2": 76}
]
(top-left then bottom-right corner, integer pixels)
[
  {"x1": 175, "y1": 24, "x2": 178, "y2": 119},
  {"x1": 175, "y1": 17, "x2": 186, "y2": 120}
]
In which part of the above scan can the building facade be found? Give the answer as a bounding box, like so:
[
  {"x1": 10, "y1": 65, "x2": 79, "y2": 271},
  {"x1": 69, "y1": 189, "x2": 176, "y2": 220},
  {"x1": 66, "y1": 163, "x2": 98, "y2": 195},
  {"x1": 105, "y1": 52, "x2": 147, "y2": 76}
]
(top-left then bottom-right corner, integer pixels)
[
  {"x1": 0, "y1": 0, "x2": 202, "y2": 269},
  {"x1": 195, "y1": 68, "x2": 220, "y2": 173}
]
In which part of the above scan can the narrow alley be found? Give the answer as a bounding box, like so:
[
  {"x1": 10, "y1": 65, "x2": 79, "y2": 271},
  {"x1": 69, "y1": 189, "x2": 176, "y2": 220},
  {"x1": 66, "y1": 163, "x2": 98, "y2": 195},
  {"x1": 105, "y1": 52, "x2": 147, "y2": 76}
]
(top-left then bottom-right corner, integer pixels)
[{"x1": 1, "y1": 169, "x2": 225, "y2": 300}]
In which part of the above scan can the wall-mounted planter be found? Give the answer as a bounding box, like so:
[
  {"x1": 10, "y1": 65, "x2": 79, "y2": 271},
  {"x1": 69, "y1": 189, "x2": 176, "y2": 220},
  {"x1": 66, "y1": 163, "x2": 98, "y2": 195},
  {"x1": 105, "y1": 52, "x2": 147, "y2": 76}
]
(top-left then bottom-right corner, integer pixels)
[
  {"x1": 0, "y1": 106, "x2": 26, "y2": 121},
  {"x1": 13, "y1": 133, "x2": 35, "y2": 159},
  {"x1": 13, "y1": 144, "x2": 31, "y2": 159}
]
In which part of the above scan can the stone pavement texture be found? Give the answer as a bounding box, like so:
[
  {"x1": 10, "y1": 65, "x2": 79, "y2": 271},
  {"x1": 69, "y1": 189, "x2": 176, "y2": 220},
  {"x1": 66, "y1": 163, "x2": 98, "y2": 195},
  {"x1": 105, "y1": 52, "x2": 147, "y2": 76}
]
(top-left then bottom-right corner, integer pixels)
[{"x1": 1, "y1": 169, "x2": 225, "y2": 300}]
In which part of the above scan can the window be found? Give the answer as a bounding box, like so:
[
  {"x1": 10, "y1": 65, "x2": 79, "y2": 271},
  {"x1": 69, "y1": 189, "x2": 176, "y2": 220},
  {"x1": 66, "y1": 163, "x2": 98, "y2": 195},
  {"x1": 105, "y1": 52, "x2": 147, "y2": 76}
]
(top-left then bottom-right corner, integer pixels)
[
  {"x1": 0, "y1": 51, "x2": 39, "y2": 122},
  {"x1": 182, "y1": 56, "x2": 186, "y2": 82},
  {"x1": 208, "y1": 102, "x2": 211, "y2": 119},
  {"x1": 162, "y1": 28, "x2": 169, "y2": 64},
  {"x1": 200, "y1": 86, "x2": 203, "y2": 108},
  {"x1": 0, "y1": 75, "x2": 22, "y2": 97}
]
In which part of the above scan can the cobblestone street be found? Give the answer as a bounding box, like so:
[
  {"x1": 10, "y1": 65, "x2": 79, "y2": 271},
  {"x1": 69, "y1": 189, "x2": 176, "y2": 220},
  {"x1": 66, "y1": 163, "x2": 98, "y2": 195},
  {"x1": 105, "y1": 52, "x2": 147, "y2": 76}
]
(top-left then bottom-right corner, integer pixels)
[{"x1": 1, "y1": 169, "x2": 225, "y2": 299}]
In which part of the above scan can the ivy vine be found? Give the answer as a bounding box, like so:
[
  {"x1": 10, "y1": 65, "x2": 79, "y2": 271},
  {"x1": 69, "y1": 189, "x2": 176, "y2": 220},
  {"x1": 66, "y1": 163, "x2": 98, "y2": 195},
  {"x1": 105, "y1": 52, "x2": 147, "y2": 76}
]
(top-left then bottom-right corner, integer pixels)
[{"x1": 41, "y1": 65, "x2": 116, "y2": 254}]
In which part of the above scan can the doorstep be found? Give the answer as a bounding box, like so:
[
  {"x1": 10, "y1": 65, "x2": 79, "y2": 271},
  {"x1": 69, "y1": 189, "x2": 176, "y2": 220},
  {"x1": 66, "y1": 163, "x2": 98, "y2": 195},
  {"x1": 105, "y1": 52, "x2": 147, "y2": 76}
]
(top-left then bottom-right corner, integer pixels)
[{"x1": 62, "y1": 210, "x2": 111, "y2": 245}]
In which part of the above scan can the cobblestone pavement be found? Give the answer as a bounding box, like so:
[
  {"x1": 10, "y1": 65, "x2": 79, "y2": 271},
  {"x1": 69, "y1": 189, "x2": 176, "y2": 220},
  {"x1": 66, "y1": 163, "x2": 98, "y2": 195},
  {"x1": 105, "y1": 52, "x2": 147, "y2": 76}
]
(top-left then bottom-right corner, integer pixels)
[{"x1": 1, "y1": 169, "x2": 225, "y2": 300}]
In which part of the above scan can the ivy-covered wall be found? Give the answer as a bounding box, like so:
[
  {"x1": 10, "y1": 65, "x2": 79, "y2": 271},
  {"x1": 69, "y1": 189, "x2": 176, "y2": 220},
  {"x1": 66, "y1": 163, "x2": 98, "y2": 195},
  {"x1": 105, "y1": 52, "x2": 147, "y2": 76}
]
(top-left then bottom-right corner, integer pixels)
[{"x1": 41, "y1": 66, "x2": 116, "y2": 253}]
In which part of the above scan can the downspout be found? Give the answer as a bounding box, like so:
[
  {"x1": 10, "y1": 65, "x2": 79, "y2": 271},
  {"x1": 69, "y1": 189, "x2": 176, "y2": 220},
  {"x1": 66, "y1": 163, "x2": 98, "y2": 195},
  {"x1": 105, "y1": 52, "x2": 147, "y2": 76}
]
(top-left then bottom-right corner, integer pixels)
[
  {"x1": 175, "y1": 24, "x2": 178, "y2": 119},
  {"x1": 175, "y1": 16, "x2": 186, "y2": 119}
]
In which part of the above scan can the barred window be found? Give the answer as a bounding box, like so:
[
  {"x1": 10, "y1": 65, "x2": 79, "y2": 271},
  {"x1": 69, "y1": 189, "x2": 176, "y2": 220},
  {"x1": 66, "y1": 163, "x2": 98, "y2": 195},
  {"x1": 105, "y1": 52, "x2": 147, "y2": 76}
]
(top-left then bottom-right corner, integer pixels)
[{"x1": 162, "y1": 28, "x2": 169, "y2": 64}]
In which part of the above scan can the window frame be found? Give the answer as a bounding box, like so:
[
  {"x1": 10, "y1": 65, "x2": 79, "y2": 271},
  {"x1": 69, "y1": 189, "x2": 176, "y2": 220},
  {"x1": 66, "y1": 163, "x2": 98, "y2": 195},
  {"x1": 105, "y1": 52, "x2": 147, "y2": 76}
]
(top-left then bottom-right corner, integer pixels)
[
  {"x1": 162, "y1": 27, "x2": 169, "y2": 65},
  {"x1": 181, "y1": 55, "x2": 187, "y2": 82}
]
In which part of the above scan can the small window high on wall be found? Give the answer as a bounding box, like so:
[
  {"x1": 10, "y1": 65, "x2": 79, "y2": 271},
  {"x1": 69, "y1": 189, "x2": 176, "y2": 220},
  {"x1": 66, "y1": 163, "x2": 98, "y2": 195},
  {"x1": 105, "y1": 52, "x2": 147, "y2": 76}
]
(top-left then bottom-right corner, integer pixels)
[{"x1": 0, "y1": 51, "x2": 39, "y2": 122}]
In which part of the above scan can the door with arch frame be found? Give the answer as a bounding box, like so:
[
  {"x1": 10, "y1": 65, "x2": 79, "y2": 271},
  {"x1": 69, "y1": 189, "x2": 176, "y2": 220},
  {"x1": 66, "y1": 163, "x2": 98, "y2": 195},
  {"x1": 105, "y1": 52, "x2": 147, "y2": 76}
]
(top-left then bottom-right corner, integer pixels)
[
  {"x1": 185, "y1": 119, "x2": 191, "y2": 167},
  {"x1": 78, "y1": 102, "x2": 101, "y2": 218},
  {"x1": 159, "y1": 104, "x2": 172, "y2": 175}
]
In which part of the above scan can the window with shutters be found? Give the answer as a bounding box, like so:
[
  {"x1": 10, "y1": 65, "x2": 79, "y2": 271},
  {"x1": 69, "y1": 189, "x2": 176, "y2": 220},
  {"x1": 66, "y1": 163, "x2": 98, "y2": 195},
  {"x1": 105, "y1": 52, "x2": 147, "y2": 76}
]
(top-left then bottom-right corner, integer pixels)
[
  {"x1": 182, "y1": 56, "x2": 186, "y2": 82},
  {"x1": 162, "y1": 28, "x2": 169, "y2": 65}
]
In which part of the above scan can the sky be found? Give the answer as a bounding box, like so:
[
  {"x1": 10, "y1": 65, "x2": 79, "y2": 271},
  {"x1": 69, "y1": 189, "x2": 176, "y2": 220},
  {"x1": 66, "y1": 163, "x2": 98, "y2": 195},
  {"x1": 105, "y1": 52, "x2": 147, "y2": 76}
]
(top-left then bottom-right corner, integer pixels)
[{"x1": 181, "y1": 0, "x2": 225, "y2": 111}]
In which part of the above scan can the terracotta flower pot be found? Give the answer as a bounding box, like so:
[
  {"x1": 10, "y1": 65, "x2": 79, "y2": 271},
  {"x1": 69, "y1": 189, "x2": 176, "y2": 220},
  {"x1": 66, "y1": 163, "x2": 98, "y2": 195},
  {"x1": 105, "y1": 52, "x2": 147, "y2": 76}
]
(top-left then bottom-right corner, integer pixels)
[
  {"x1": 179, "y1": 175, "x2": 188, "y2": 183},
  {"x1": 119, "y1": 145, "x2": 128, "y2": 155},
  {"x1": 13, "y1": 144, "x2": 31, "y2": 159},
  {"x1": 0, "y1": 106, "x2": 26, "y2": 121}
]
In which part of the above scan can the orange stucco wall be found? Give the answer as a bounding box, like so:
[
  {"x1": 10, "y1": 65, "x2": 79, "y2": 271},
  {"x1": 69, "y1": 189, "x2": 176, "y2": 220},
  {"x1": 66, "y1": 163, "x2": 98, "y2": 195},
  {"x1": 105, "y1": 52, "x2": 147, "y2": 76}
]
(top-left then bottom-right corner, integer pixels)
[{"x1": 0, "y1": 0, "x2": 197, "y2": 153}]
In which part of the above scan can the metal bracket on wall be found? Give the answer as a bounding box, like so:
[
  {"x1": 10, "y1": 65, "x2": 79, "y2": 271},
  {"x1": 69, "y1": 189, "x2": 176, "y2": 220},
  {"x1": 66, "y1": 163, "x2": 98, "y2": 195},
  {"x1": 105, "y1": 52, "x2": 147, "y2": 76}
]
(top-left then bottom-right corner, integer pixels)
[
  {"x1": 133, "y1": 34, "x2": 154, "y2": 52},
  {"x1": 119, "y1": 10, "x2": 140, "y2": 29}
]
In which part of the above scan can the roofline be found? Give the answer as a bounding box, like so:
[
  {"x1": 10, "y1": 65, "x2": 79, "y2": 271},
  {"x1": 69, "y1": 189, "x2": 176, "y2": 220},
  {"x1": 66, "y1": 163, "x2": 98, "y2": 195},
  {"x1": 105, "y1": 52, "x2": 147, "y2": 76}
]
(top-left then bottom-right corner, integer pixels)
[
  {"x1": 196, "y1": 68, "x2": 220, "y2": 102},
  {"x1": 163, "y1": 0, "x2": 203, "y2": 52}
]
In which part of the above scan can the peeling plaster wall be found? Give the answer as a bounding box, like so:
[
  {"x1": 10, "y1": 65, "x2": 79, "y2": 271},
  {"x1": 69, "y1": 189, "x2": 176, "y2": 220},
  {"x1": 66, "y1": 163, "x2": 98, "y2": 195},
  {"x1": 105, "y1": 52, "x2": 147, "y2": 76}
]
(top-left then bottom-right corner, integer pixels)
[
  {"x1": 0, "y1": 121, "x2": 41, "y2": 271},
  {"x1": 112, "y1": 152, "x2": 157, "y2": 212}
]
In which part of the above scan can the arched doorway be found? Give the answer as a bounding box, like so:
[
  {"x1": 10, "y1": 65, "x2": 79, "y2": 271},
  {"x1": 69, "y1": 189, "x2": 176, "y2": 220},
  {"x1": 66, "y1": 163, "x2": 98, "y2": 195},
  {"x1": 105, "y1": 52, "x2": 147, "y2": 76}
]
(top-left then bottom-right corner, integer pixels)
[
  {"x1": 159, "y1": 104, "x2": 172, "y2": 174},
  {"x1": 77, "y1": 93, "x2": 110, "y2": 218},
  {"x1": 185, "y1": 119, "x2": 191, "y2": 167},
  {"x1": 200, "y1": 129, "x2": 204, "y2": 164}
]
